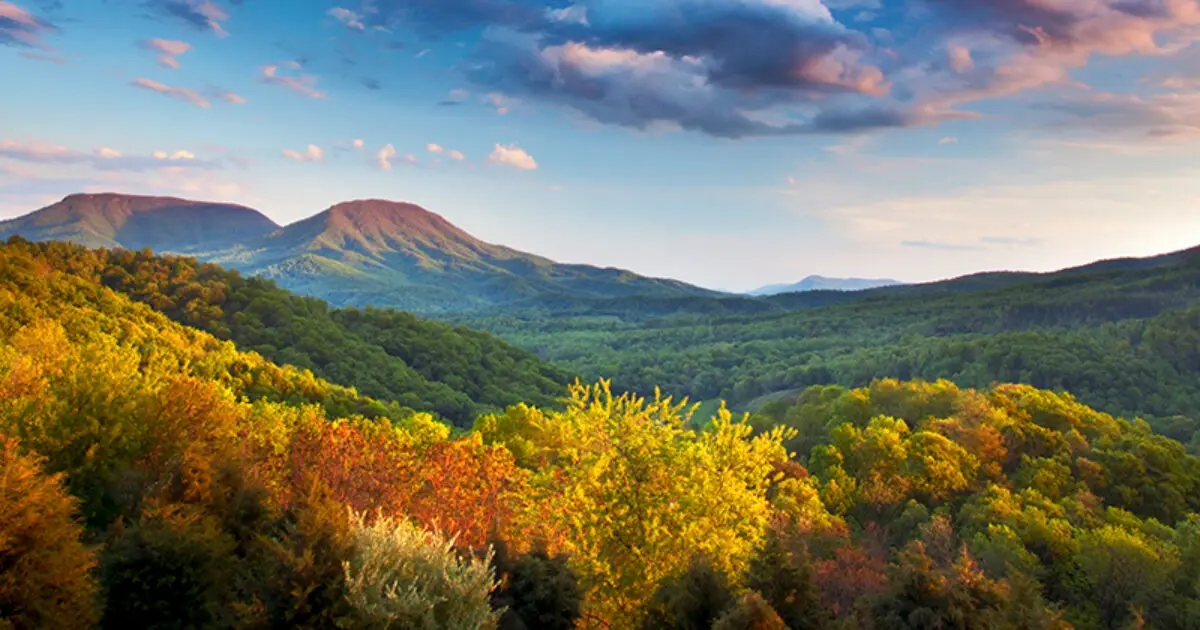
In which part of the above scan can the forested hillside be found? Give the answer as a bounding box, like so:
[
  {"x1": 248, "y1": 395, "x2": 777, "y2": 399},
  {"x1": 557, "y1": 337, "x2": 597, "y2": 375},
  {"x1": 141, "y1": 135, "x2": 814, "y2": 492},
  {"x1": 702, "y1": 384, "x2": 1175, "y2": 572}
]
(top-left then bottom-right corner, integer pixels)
[
  {"x1": 2, "y1": 245, "x2": 1198, "y2": 630},
  {"x1": 460, "y1": 244, "x2": 1200, "y2": 448},
  {"x1": 3, "y1": 237, "x2": 571, "y2": 426}
]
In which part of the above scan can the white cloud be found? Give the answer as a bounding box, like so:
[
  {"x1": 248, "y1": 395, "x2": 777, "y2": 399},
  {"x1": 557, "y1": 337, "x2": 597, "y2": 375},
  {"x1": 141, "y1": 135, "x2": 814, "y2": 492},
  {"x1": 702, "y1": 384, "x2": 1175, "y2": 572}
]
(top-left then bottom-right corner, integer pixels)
[
  {"x1": 448, "y1": 149, "x2": 465, "y2": 161},
  {"x1": 281, "y1": 144, "x2": 324, "y2": 162},
  {"x1": 96, "y1": 147, "x2": 122, "y2": 159},
  {"x1": 376, "y1": 144, "x2": 396, "y2": 170},
  {"x1": 327, "y1": 7, "x2": 365, "y2": 30},
  {"x1": 153, "y1": 150, "x2": 197, "y2": 161},
  {"x1": 488, "y1": 144, "x2": 537, "y2": 170},
  {"x1": 352, "y1": 138, "x2": 364, "y2": 150},
  {"x1": 426, "y1": 143, "x2": 445, "y2": 154}
]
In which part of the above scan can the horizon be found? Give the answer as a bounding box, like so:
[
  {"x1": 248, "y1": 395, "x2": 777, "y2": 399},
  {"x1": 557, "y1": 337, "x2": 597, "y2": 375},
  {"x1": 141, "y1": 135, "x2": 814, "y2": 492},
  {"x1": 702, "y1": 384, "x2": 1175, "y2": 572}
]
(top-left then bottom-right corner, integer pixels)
[
  {"x1": 2, "y1": 0, "x2": 1200, "y2": 292},
  {"x1": 7, "y1": 188, "x2": 1194, "y2": 294}
]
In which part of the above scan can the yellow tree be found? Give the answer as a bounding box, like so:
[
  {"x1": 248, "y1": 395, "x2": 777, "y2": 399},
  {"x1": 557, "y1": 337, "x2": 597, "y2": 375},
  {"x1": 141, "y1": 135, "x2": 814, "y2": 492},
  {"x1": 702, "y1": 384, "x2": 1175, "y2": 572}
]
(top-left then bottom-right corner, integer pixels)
[{"x1": 508, "y1": 381, "x2": 791, "y2": 628}]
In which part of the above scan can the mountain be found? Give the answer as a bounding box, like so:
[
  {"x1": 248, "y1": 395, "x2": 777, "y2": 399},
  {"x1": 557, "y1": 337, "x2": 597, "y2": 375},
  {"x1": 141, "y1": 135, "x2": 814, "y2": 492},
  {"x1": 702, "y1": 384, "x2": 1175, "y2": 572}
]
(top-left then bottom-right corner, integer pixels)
[
  {"x1": 2, "y1": 194, "x2": 719, "y2": 313},
  {"x1": 459, "y1": 240, "x2": 1200, "y2": 436},
  {"x1": 749, "y1": 275, "x2": 902, "y2": 296},
  {"x1": 0, "y1": 192, "x2": 280, "y2": 253}
]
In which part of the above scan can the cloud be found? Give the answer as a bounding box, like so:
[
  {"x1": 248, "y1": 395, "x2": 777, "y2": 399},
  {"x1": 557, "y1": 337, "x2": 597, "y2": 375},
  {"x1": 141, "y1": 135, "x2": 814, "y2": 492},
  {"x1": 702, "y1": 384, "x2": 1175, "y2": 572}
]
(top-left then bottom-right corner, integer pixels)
[
  {"x1": 209, "y1": 88, "x2": 246, "y2": 104},
  {"x1": 260, "y1": 64, "x2": 326, "y2": 99},
  {"x1": 131, "y1": 77, "x2": 211, "y2": 108},
  {"x1": 281, "y1": 144, "x2": 324, "y2": 162},
  {"x1": 0, "y1": 138, "x2": 219, "y2": 171},
  {"x1": 802, "y1": 170, "x2": 1200, "y2": 275},
  {"x1": 426, "y1": 143, "x2": 466, "y2": 160},
  {"x1": 140, "y1": 38, "x2": 191, "y2": 69},
  {"x1": 901, "y1": 240, "x2": 982, "y2": 251},
  {"x1": 152, "y1": 149, "x2": 196, "y2": 160},
  {"x1": 0, "y1": 1, "x2": 55, "y2": 48},
  {"x1": 939, "y1": 136, "x2": 958, "y2": 144},
  {"x1": 19, "y1": 50, "x2": 64, "y2": 63},
  {"x1": 144, "y1": 0, "x2": 229, "y2": 37},
  {"x1": 488, "y1": 143, "x2": 537, "y2": 170},
  {"x1": 328, "y1": 7, "x2": 364, "y2": 30},
  {"x1": 376, "y1": 144, "x2": 396, "y2": 170},
  {"x1": 351, "y1": 0, "x2": 1200, "y2": 139},
  {"x1": 352, "y1": 138, "x2": 364, "y2": 150}
]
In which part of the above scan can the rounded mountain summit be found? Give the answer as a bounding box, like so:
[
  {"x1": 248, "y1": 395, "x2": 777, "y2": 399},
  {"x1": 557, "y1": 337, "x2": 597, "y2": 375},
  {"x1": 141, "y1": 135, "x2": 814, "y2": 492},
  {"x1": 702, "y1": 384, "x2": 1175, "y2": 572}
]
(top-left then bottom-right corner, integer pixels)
[{"x1": 1, "y1": 193, "x2": 718, "y2": 313}]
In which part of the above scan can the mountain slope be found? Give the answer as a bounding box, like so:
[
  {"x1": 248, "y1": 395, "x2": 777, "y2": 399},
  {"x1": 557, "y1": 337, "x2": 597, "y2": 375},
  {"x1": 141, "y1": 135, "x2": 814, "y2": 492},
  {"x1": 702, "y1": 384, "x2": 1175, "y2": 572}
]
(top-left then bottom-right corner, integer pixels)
[
  {"x1": 3, "y1": 237, "x2": 572, "y2": 426},
  {"x1": 749, "y1": 275, "x2": 902, "y2": 296},
  {"x1": 3, "y1": 194, "x2": 720, "y2": 313},
  {"x1": 459, "y1": 240, "x2": 1200, "y2": 441},
  {"x1": 0, "y1": 193, "x2": 281, "y2": 253}
]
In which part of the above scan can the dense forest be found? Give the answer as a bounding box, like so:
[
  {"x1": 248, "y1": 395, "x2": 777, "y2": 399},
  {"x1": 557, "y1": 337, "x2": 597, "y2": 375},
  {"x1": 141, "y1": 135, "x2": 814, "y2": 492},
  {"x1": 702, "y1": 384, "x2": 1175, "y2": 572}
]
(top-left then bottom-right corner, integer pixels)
[
  {"x1": 458, "y1": 247, "x2": 1200, "y2": 451},
  {"x1": 3, "y1": 237, "x2": 1200, "y2": 629},
  {"x1": 2, "y1": 237, "x2": 571, "y2": 426}
]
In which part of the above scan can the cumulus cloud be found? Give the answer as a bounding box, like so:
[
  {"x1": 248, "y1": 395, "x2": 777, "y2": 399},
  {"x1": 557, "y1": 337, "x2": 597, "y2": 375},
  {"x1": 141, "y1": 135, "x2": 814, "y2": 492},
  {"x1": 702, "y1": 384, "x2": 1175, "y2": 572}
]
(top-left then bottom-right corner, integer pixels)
[
  {"x1": 140, "y1": 38, "x2": 191, "y2": 68},
  {"x1": 281, "y1": 144, "x2": 324, "y2": 162},
  {"x1": 0, "y1": 1, "x2": 55, "y2": 48},
  {"x1": 488, "y1": 143, "x2": 537, "y2": 170},
  {"x1": 426, "y1": 143, "x2": 466, "y2": 160},
  {"x1": 260, "y1": 64, "x2": 326, "y2": 98},
  {"x1": 131, "y1": 77, "x2": 211, "y2": 108},
  {"x1": 376, "y1": 144, "x2": 396, "y2": 170},
  {"x1": 144, "y1": 0, "x2": 230, "y2": 37},
  {"x1": 328, "y1": 7, "x2": 365, "y2": 30},
  {"x1": 352, "y1": 138, "x2": 364, "y2": 149}
]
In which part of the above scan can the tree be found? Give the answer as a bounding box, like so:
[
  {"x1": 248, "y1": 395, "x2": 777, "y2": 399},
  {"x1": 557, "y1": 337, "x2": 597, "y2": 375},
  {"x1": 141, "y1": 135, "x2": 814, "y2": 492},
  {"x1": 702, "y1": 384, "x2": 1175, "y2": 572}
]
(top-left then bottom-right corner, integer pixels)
[
  {"x1": 491, "y1": 540, "x2": 582, "y2": 630},
  {"x1": 745, "y1": 525, "x2": 824, "y2": 630},
  {"x1": 712, "y1": 592, "x2": 787, "y2": 630},
  {"x1": 641, "y1": 557, "x2": 737, "y2": 630},
  {"x1": 0, "y1": 438, "x2": 99, "y2": 630},
  {"x1": 342, "y1": 511, "x2": 500, "y2": 630}
]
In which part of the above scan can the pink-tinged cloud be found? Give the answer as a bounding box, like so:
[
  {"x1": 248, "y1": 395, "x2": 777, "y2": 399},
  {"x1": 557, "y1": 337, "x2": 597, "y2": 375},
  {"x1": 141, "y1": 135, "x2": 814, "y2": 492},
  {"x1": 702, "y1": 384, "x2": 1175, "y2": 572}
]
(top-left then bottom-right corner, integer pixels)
[
  {"x1": 0, "y1": 138, "x2": 84, "y2": 163},
  {"x1": 488, "y1": 144, "x2": 537, "y2": 171},
  {"x1": 141, "y1": 38, "x2": 191, "y2": 69},
  {"x1": 131, "y1": 77, "x2": 212, "y2": 108},
  {"x1": 260, "y1": 64, "x2": 326, "y2": 99},
  {"x1": 150, "y1": 0, "x2": 229, "y2": 37},
  {"x1": 281, "y1": 144, "x2": 324, "y2": 162},
  {"x1": 376, "y1": 144, "x2": 396, "y2": 170},
  {"x1": 448, "y1": 149, "x2": 465, "y2": 161},
  {"x1": 328, "y1": 7, "x2": 364, "y2": 30},
  {"x1": 352, "y1": 138, "x2": 364, "y2": 150},
  {"x1": 0, "y1": 1, "x2": 55, "y2": 49},
  {"x1": 19, "y1": 50, "x2": 65, "y2": 63},
  {"x1": 947, "y1": 45, "x2": 974, "y2": 73},
  {"x1": 209, "y1": 89, "x2": 246, "y2": 104},
  {"x1": 426, "y1": 143, "x2": 445, "y2": 154},
  {"x1": 0, "y1": 138, "x2": 219, "y2": 171}
]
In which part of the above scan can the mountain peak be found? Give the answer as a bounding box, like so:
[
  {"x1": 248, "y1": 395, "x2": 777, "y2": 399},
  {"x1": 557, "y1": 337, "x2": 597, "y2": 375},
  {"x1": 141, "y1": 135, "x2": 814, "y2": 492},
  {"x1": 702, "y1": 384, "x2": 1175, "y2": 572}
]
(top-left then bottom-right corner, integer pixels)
[{"x1": 0, "y1": 192, "x2": 280, "y2": 253}]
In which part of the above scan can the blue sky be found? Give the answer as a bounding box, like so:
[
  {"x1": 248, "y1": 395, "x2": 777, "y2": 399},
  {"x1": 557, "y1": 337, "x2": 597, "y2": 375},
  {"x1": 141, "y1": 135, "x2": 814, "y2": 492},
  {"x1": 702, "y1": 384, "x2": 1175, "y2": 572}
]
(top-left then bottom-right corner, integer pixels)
[{"x1": 2, "y1": 0, "x2": 1199, "y2": 291}]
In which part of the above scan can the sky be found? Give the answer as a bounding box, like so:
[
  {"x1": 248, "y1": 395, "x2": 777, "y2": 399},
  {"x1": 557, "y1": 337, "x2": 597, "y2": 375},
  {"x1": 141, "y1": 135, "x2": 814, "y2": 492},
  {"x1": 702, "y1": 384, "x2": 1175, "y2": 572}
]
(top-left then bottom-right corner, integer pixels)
[{"x1": 1, "y1": 0, "x2": 1200, "y2": 292}]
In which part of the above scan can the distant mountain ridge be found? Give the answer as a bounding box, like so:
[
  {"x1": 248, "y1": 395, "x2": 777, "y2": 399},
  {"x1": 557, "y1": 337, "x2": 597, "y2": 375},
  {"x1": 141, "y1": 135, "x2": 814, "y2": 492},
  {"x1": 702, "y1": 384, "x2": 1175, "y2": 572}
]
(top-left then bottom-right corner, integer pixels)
[
  {"x1": 0, "y1": 193, "x2": 719, "y2": 313},
  {"x1": 749, "y1": 275, "x2": 903, "y2": 296},
  {"x1": 0, "y1": 193, "x2": 281, "y2": 253}
]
